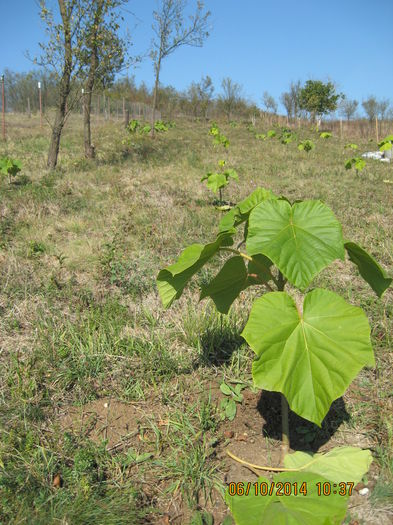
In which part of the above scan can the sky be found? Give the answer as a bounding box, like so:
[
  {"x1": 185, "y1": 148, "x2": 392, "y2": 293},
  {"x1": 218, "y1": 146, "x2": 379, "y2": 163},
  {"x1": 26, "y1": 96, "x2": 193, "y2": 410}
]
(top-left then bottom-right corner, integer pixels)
[{"x1": 1, "y1": 0, "x2": 393, "y2": 116}]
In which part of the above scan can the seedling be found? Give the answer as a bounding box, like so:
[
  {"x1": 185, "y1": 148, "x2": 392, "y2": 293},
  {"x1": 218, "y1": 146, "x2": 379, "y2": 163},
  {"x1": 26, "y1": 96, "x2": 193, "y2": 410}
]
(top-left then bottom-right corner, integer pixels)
[
  {"x1": 255, "y1": 133, "x2": 266, "y2": 140},
  {"x1": 0, "y1": 157, "x2": 22, "y2": 183},
  {"x1": 201, "y1": 159, "x2": 238, "y2": 203},
  {"x1": 157, "y1": 186, "x2": 391, "y2": 523},
  {"x1": 345, "y1": 157, "x2": 366, "y2": 174},
  {"x1": 219, "y1": 381, "x2": 246, "y2": 421},
  {"x1": 298, "y1": 139, "x2": 315, "y2": 152},
  {"x1": 319, "y1": 131, "x2": 332, "y2": 139},
  {"x1": 266, "y1": 129, "x2": 276, "y2": 138},
  {"x1": 209, "y1": 123, "x2": 229, "y2": 148},
  {"x1": 344, "y1": 143, "x2": 358, "y2": 150},
  {"x1": 378, "y1": 134, "x2": 393, "y2": 152},
  {"x1": 280, "y1": 130, "x2": 296, "y2": 145}
]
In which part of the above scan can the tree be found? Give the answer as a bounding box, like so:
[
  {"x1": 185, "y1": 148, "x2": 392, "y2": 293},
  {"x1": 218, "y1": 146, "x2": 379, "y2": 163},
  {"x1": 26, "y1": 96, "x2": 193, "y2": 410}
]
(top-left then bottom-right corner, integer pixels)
[
  {"x1": 377, "y1": 99, "x2": 390, "y2": 121},
  {"x1": 37, "y1": 0, "x2": 81, "y2": 169},
  {"x1": 298, "y1": 80, "x2": 341, "y2": 124},
  {"x1": 79, "y1": 0, "x2": 128, "y2": 158},
  {"x1": 37, "y1": 0, "x2": 131, "y2": 168},
  {"x1": 289, "y1": 80, "x2": 301, "y2": 119},
  {"x1": 187, "y1": 75, "x2": 214, "y2": 119},
  {"x1": 339, "y1": 98, "x2": 358, "y2": 121},
  {"x1": 218, "y1": 77, "x2": 242, "y2": 121},
  {"x1": 280, "y1": 92, "x2": 293, "y2": 121},
  {"x1": 150, "y1": 0, "x2": 210, "y2": 136},
  {"x1": 362, "y1": 96, "x2": 378, "y2": 122},
  {"x1": 262, "y1": 91, "x2": 277, "y2": 114}
]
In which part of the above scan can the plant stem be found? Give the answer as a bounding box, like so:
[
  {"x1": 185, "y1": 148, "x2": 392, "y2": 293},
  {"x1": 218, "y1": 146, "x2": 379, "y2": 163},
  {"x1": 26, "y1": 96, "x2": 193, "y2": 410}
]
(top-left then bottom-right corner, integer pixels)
[
  {"x1": 280, "y1": 394, "x2": 290, "y2": 464},
  {"x1": 219, "y1": 187, "x2": 223, "y2": 203},
  {"x1": 276, "y1": 270, "x2": 290, "y2": 464}
]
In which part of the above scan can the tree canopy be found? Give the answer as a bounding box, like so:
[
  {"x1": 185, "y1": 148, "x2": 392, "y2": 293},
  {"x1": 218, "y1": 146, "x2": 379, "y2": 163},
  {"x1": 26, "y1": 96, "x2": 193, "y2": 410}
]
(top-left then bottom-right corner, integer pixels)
[{"x1": 298, "y1": 80, "x2": 342, "y2": 121}]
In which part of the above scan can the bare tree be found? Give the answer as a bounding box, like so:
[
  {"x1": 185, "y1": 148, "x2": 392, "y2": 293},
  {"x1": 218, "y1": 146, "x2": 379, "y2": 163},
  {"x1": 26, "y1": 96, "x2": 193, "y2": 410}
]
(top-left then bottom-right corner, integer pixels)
[
  {"x1": 187, "y1": 75, "x2": 214, "y2": 119},
  {"x1": 339, "y1": 98, "x2": 358, "y2": 121},
  {"x1": 150, "y1": 0, "x2": 210, "y2": 136},
  {"x1": 218, "y1": 77, "x2": 242, "y2": 121},
  {"x1": 262, "y1": 91, "x2": 277, "y2": 114},
  {"x1": 289, "y1": 81, "x2": 301, "y2": 119},
  {"x1": 362, "y1": 96, "x2": 379, "y2": 122},
  {"x1": 378, "y1": 99, "x2": 390, "y2": 121},
  {"x1": 280, "y1": 92, "x2": 293, "y2": 121}
]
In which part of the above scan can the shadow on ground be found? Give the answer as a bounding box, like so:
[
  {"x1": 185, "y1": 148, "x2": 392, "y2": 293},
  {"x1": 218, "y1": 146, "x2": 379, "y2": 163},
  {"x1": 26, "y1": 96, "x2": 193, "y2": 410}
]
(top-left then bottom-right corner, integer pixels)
[{"x1": 257, "y1": 390, "x2": 351, "y2": 453}]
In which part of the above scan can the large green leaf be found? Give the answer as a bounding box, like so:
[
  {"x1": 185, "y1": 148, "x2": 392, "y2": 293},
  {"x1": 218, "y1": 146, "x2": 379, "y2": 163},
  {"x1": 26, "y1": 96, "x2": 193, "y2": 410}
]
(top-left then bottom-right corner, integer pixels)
[
  {"x1": 246, "y1": 199, "x2": 345, "y2": 289},
  {"x1": 219, "y1": 188, "x2": 277, "y2": 232},
  {"x1": 200, "y1": 256, "x2": 248, "y2": 314},
  {"x1": 345, "y1": 241, "x2": 392, "y2": 297},
  {"x1": 242, "y1": 289, "x2": 374, "y2": 426},
  {"x1": 157, "y1": 230, "x2": 235, "y2": 308},
  {"x1": 226, "y1": 472, "x2": 348, "y2": 525},
  {"x1": 200, "y1": 254, "x2": 273, "y2": 314},
  {"x1": 205, "y1": 173, "x2": 228, "y2": 193},
  {"x1": 284, "y1": 447, "x2": 372, "y2": 484}
]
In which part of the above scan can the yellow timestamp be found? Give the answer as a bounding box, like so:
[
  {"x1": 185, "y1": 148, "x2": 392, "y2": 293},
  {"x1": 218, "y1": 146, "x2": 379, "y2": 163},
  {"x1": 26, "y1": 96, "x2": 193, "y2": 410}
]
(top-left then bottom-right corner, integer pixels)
[{"x1": 227, "y1": 481, "x2": 354, "y2": 497}]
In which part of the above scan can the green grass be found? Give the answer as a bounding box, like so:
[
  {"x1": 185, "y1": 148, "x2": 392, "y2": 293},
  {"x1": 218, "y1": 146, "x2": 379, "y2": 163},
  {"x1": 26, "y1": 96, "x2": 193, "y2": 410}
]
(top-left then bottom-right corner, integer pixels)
[{"x1": 0, "y1": 113, "x2": 392, "y2": 523}]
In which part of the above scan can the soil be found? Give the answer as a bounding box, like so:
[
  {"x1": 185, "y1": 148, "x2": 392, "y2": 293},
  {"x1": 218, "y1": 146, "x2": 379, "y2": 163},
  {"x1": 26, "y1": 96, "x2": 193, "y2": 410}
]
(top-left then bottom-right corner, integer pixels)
[{"x1": 59, "y1": 383, "x2": 388, "y2": 525}]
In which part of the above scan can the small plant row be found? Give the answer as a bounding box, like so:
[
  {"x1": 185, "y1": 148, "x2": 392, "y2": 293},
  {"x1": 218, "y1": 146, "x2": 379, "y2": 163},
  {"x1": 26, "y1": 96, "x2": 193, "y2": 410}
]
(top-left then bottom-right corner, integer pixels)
[
  {"x1": 126, "y1": 119, "x2": 175, "y2": 135},
  {"x1": 157, "y1": 185, "x2": 392, "y2": 523},
  {"x1": 252, "y1": 126, "x2": 332, "y2": 154}
]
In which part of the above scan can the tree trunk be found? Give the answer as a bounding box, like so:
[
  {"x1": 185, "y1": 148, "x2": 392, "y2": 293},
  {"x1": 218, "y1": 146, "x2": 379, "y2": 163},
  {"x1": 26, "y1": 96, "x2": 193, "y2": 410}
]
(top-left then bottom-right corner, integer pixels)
[
  {"x1": 47, "y1": 0, "x2": 72, "y2": 170},
  {"x1": 151, "y1": 56, "x2": 162, "y2": 138},
  {"x1": 84, "y1": 88, "x2": 95, "y2": 158}
]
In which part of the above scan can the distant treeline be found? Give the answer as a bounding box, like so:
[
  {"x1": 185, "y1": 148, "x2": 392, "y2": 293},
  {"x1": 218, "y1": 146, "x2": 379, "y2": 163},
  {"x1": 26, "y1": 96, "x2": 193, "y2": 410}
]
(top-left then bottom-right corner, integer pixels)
[
  {"x1": 2, "y1": 68, "x2": 392, "y2": 124},
  {"x1": 2, "y1": 69, "x2": 257, "y2": 121}
]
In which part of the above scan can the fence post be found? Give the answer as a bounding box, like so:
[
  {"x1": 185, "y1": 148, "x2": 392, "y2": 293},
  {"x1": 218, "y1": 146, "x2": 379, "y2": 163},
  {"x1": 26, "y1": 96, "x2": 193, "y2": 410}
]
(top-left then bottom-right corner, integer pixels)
[
  {"x1": 1, "y1": 75, "x2": 5, "y2": 140},
  {"x1": 27, "y1": 97, "x2": 31, "y2": 118},
  {"x1": 38, "y1": 81, "x2": 42, "y2": 129},
  {"x1": 375, "y1": 116, "x2": 379, "y2": 143}
]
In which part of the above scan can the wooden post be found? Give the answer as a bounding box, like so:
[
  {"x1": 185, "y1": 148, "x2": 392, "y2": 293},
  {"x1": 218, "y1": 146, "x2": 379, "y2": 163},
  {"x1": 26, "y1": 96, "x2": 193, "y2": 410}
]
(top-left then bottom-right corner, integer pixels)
[
  {"x1": 122, "y1": 97, "x2": 125, "y2": 119},
  {"x1": 375, "y1": 116, "x2": 379, "y2": 143},
  {"x1": 27, "y1": 97, "x2": 31, "y2": 118},
  {"x1": 124, "y1": 109, "x2": 129, "y2": 128},
  {"x1": 1, "y1": 75, "x2": 5, "y2": 140},
  {"x1": 38, "y1": 81, "x2": 42, "y2": 129},
  {"x1": 340, "y1": 118, "x2": 343, "y2": 140}
]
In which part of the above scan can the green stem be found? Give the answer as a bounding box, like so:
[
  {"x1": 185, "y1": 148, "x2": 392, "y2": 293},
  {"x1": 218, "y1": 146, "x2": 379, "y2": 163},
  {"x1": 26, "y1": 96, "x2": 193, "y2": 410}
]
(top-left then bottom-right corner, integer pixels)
[
  {"x1": 276, "y1": 270, "x2": 289, "y2": 464},
  {"x1": 280, "y1": 394, "x2": 290, "y2": 464}
]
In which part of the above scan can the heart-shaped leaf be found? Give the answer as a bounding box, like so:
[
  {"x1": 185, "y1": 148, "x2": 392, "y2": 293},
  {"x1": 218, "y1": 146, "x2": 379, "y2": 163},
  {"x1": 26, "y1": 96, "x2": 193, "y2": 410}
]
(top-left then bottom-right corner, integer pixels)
[
  {"x1": 242, "y1": 289, "x2": 374, "y2": 425},
  {"x1": 345, "y1": 242, "x2": 392, "y2": 297},
  {"x1": 157, "y1": 230, "x2": 235, "y2": 308},
  {"x1": 219, "y1": 188, "x2": 277, "y2": 232},
  {"x1": 200, "y1": 256, "x2": 248, "y2": 314},
  {"x1": 226, "y1": 472, "x2": 348, "y2": 525},
  {"x1": 247, "y1": 199, "x2": 345, "y2": 289},
  {"x1": 284, "y1": 447, "x2": 372, "y2": 484}
]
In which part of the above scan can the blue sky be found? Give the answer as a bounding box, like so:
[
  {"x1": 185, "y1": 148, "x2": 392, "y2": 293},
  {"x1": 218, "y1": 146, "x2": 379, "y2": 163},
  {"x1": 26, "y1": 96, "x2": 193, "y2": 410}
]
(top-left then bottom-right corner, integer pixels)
[{"x1": 1, "y1": 0, "x2": 393, "y2": 115}]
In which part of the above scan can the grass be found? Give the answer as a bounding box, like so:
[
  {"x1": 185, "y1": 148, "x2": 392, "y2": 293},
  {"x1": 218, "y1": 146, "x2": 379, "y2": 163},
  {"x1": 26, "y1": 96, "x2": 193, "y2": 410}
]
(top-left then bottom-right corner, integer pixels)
[{"x1": 0, "y1": 113, "x2": 392, "y2": 523}]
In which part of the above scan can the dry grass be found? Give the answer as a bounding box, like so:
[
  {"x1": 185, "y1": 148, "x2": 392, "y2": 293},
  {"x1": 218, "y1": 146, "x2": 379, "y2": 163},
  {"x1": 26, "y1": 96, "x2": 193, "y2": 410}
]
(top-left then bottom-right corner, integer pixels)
[{"x1": 0, "y1": 113, "x2": 392, "y2": 524}]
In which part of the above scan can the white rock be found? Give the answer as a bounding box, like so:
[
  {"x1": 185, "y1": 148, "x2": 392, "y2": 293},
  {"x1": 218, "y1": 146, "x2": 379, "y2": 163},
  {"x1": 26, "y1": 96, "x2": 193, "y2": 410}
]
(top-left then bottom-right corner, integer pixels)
[
  {"x1": 359, "y1": 487, "x2": 369, "y2": 496},
  {"x1": 104, "y1": 402, "x2": 109, "y2": 408}
]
